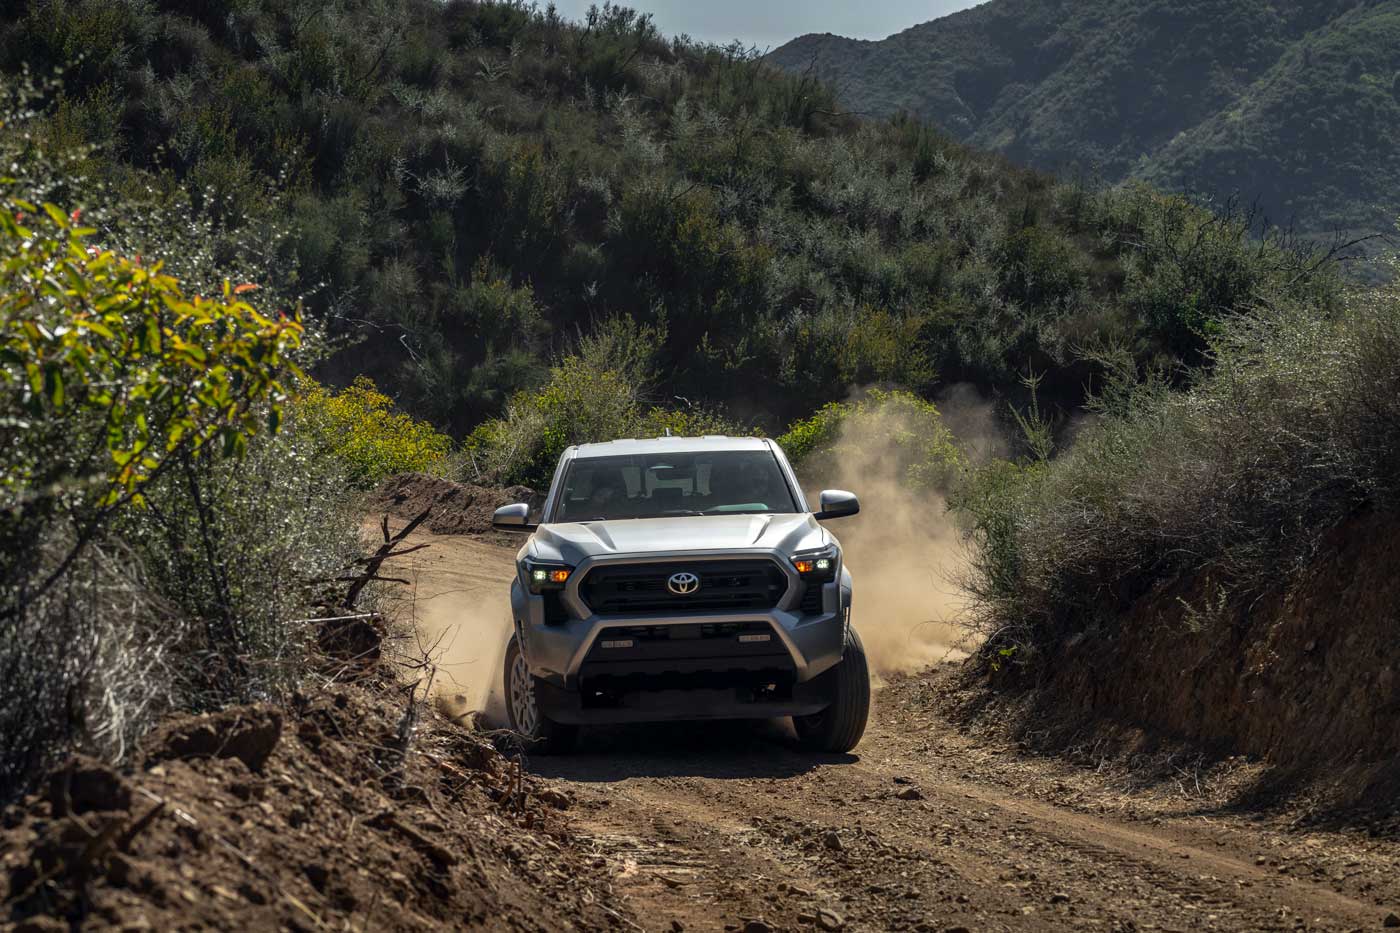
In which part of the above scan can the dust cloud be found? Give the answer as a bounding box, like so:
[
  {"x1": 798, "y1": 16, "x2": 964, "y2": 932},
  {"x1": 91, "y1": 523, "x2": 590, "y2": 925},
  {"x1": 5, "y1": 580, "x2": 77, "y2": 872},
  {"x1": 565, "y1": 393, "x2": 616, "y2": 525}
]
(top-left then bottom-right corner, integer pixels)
[
  {"x1": 798, "y1": 388, "x2": 999, "y2": 675},
  {"x1": 375, "y1": 528, "x2": 518, "y2": 726},
  {"x1": 386, "y1": 387, "x2": 999, "y2": 717}
]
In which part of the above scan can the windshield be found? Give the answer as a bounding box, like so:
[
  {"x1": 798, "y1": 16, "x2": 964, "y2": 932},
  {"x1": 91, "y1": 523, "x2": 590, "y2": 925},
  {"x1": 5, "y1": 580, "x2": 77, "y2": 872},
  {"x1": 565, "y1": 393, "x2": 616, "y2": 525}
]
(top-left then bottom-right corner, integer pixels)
[{"x1": 552, "y1": 450, "x2": 800, "y2": 522}]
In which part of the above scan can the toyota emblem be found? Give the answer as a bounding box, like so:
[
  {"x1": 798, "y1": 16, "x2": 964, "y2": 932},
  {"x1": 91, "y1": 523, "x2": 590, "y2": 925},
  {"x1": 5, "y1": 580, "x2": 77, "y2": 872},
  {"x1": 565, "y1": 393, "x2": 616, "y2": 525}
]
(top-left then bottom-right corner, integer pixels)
[{"x1": 667, "y1": 572, "x2": 700, "y2": 596}]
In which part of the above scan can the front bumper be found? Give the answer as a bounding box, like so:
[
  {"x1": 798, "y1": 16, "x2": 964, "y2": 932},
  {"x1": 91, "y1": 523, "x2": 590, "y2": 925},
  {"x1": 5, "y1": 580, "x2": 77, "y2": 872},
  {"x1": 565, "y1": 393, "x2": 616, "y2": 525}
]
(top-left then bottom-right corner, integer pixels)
[
  {"x1": 510, "y1": 550, "x2": 850, "y2": 693},
  {"x1": 533, "y1": 668, "x2": 841, "y2": 724}
]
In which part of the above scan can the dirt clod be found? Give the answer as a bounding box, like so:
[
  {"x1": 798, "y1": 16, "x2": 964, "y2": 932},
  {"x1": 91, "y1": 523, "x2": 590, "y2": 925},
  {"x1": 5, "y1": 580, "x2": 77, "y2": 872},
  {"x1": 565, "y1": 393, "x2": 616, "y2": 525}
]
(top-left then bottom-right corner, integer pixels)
[
  {"x1": 142, "y1": 704, "x2": 283, "y2": 772},
  {"x1": 894, "y1": 786, "x2": 923, "y2": 801},
  {"x1": 823, "y1": 830, "x2": 843, "y2": 851},
  {"x1": 46, "y1": 758, "x2": 131, "y2": 816},
  {"x1": 816, "y1": 907, "x2": 845, "y2": 930},
  {"x1": 535, "y1": 787, "x2": 572, "y2": 810},
  {"x1": 1383, "y1": 912, "x2": 1400, "y2": 928}
]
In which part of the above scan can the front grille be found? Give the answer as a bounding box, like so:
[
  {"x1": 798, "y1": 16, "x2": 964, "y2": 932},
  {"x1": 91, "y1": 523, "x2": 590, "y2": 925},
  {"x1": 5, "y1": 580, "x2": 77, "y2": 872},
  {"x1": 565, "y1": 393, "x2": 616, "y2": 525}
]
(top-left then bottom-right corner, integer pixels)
[{"x1": 579, "y1": 560, "x2": 788, "y2": 615}]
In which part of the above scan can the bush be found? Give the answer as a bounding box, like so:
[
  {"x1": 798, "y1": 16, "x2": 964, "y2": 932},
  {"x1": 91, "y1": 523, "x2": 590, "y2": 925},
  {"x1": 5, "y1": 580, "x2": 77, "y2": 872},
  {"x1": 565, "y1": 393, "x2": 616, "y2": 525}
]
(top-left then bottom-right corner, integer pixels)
[
  {"x1": 0, "y1": 83, "x2": 360, "y2": 800},
  {"x1": 292, "y1": 376, "x2": 452, "y2": 487},
  {"x1": 778, "y1": 389, "x2": 965, "y2": 490},
  {"x1": 467, "y1": 355, "x2": 742, "y2": 488},
  {"x1": 0, "y1": 201, "x2": 305, "y2": 617},
  {"x1": 958, "y1": 257, "x2": 1400, "y2": 659}
]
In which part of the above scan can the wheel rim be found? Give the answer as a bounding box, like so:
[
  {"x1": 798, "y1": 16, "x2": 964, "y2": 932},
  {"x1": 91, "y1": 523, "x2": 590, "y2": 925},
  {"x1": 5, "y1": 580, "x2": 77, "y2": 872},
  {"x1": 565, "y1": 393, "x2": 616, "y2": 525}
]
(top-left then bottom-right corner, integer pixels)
[{"x1": 509, "y1": 648, "x2": 541, "y2": 737}]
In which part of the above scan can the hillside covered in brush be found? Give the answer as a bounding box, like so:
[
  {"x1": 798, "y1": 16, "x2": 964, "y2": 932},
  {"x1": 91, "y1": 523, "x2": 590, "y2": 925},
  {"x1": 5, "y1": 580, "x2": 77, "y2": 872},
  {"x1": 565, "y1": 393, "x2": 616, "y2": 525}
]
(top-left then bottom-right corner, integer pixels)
[
  {"x1": 0, "y1": 0, "x2": 1339, "y2": 439},
  {"x1": 770, "y1": 0, "x2": 1400, "y2": 245}
]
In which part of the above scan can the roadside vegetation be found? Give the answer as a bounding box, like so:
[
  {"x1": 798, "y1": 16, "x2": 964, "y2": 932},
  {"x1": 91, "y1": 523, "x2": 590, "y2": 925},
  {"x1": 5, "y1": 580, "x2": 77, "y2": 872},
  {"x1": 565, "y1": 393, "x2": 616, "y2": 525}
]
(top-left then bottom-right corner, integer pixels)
[
  {"x1": 0, "y1": 82, "x2": 440, "y2": 801},
  {"x1": 958, "y1": 254, "x2": 1400, "y2": 662},
  {"x1": 293, "y1": 376, "x2": 453, "y2": 486},
  {"x1": 778, "y1": 389, "x2": 965, "y2": 491}
]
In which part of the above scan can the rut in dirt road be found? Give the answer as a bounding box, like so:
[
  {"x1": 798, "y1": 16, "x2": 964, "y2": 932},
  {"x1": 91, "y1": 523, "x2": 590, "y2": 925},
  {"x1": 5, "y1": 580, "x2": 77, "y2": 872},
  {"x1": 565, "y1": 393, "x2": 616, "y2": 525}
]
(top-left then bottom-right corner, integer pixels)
[{"x1": 525, "y1": 676, "x2": 1400, "y2": 933}]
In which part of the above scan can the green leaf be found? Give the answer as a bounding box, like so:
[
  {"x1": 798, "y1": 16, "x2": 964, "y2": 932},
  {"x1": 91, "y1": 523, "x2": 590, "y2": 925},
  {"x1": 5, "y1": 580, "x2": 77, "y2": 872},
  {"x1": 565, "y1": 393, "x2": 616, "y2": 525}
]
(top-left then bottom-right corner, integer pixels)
[
  {"x1": 44, "y1": 365, "x2": 64, "y2": 408},
  {"x1": 76, "y1": 319, "x2": 116, "y2": 340},
  {"x1": 41, "y1": 203, "x2": 68, "y2": 228}
]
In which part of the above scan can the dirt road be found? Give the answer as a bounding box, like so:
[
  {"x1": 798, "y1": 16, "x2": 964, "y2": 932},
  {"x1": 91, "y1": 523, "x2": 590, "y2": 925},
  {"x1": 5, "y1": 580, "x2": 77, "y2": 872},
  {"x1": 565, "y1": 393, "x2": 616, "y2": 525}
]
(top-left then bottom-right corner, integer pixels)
[
  {"x1": 393, "y1": 530, "x2": 1400, "y2": 932},
  {"x1": 538, "y1": 677, "x2": 1400, "y2": 933}
]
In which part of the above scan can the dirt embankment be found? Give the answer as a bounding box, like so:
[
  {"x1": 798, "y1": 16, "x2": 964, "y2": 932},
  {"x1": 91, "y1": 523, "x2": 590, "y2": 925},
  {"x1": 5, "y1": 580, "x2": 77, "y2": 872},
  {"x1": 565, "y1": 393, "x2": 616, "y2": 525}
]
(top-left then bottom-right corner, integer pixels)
[
  {"x1": 369, "y1": 473, "x2": 533, "y2": 538},
  {"x1": 0, "y1": 660, "x2": 631, "y2": 931},
  {"x1": 963, "y1": 510, "x2": 1400, "y2": 814}
]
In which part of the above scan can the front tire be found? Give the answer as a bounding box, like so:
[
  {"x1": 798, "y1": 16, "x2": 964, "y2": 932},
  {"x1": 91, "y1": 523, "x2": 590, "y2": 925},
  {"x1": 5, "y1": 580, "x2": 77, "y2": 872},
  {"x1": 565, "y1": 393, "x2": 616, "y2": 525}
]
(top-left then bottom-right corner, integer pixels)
[
  {"x1": 504, "y1": 635, "x2": 577, "y2": 754},
  {"x1": 794, "y1": 626, "x2": 870, "y2": 753}
]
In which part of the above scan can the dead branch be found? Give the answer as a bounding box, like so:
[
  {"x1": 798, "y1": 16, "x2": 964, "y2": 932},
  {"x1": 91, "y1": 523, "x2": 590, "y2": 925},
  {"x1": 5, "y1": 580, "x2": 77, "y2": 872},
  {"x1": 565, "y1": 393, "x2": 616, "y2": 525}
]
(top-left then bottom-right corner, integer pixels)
[{"x1": 342, "y1": 508, "x2": 433, "y2": 609}]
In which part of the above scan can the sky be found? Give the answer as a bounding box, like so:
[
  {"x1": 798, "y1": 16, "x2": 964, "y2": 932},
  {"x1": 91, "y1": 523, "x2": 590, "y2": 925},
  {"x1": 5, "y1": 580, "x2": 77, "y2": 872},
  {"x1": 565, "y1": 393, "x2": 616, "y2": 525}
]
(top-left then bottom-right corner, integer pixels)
[{"x1": 547, "y1": 1, "x2": 984, "y2": 50}]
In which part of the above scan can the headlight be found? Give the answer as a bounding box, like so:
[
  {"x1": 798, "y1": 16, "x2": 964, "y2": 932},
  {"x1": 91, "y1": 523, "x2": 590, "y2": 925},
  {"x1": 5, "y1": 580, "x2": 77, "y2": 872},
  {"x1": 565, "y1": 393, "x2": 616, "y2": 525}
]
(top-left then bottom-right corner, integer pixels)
[
  {"x1": 520, "y1": 557, "x2": 574, "y2": 594},
  {"x1": 791, "y1": 545, "x2": 838, "y2": 583}
]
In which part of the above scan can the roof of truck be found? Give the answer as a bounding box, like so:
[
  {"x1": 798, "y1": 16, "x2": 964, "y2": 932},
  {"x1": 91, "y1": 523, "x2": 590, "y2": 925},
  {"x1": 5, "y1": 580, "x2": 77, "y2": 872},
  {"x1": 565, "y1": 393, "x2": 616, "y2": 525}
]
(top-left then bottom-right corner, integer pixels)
[{"x1": 570, "y1": 436, "x2": 774, "y2": 458}]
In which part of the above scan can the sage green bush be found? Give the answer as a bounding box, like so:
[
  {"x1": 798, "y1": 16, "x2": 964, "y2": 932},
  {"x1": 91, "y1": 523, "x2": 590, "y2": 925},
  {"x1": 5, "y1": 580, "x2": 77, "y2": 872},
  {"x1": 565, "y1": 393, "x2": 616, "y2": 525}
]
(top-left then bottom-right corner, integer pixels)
[
  {"x1": 778, "y1": 389, "x2": 965, "y2": 491},
  {"x1": 958, "y1": 255, "x2": 1400, "y2": 660}
]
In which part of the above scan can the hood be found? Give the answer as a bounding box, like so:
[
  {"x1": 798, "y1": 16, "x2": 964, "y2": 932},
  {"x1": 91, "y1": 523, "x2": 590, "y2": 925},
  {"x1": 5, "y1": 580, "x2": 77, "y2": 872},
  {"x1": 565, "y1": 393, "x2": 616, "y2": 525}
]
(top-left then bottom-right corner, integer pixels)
[{"x1": 528, "y1": 513, "x2": 829, "y2": 566}]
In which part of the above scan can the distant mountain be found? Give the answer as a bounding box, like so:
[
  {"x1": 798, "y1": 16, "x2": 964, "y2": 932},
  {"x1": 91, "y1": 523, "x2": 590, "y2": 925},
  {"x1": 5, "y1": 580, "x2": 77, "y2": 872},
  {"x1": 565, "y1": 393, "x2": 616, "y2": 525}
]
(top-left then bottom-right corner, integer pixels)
[{"x1": 769, "y1": 0, "x2": 1400, "y2": 242}]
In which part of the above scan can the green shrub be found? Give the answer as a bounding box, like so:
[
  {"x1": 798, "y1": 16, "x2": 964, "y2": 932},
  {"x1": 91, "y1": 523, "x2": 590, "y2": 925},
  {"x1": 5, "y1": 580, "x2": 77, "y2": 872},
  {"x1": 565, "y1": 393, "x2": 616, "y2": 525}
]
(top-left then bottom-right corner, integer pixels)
[
  {"x1": 959, "y1": 258, "x2": 1400, "y2": 660},
  {"x1": 467, "y1": 355, "x2": 742, "y2": 488},
  {"x1": 0, "y1": 82, "x2": 359, "y2": 800},
  {"x1": 778, "y1": 389, "x2": 965, "y2": 490},
  {"x1": 292, "y1": 376, "x2": 452, "y2": 487},
  {"x1": 1102, "y1": 185, "x2": 1340, "y2": 365},
  {"x1": 0, "y1": 201, "x2": 305, "y2": 601}
]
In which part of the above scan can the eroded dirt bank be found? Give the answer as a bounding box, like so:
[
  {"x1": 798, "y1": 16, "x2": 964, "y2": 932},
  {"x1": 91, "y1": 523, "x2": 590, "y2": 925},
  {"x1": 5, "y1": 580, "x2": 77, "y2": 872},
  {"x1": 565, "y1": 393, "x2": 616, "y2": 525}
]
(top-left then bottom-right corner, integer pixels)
[
  {"x1": 0, "y1": 640, "x2": 631, "y2": 930},
  {"x1": 969, "y1": 510, "x2": 1400, "y2": 814}
]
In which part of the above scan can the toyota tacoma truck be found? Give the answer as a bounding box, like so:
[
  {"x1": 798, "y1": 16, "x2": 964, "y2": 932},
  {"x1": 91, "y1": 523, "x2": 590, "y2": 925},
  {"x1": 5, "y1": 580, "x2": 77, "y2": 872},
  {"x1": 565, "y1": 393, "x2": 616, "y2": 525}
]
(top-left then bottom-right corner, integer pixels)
[{"x1": 491, "y1": 435, "x2": 869, "y2": 754}]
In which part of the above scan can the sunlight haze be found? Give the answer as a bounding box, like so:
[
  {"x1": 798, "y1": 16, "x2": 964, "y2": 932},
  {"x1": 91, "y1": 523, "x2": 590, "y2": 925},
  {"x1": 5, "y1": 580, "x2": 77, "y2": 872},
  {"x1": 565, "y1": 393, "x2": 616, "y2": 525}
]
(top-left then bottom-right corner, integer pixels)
[{"x1": 547, "y1": 0, "x2": 983, "y2": 49}]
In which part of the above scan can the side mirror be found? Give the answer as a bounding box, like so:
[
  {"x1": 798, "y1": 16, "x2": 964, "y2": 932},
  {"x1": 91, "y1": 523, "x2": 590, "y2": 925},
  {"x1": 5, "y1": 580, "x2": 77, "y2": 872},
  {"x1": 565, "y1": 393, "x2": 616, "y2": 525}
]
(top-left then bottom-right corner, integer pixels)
[
  {"x1": 814, "y1": 489, "x2": 859, "y2": 521},
  {"x1": 491, "y1": 503, "x2": 536, "y2": 533}
]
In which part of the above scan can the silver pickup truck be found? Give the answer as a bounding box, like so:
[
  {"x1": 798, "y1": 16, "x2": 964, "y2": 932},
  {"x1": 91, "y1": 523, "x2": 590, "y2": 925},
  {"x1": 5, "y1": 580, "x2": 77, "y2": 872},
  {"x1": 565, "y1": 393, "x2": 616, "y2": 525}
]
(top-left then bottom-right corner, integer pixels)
[{"x1": 491, "y1": 435, "x2": 869, "y2": 754}]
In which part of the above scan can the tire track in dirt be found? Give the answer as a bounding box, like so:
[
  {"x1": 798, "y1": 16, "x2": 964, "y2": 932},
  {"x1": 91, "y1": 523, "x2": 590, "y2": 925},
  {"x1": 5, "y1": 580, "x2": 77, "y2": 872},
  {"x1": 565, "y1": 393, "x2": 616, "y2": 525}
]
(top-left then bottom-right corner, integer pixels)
[{"x1": 533, "y1": 712, "x2": 1393, "y2": 933}]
